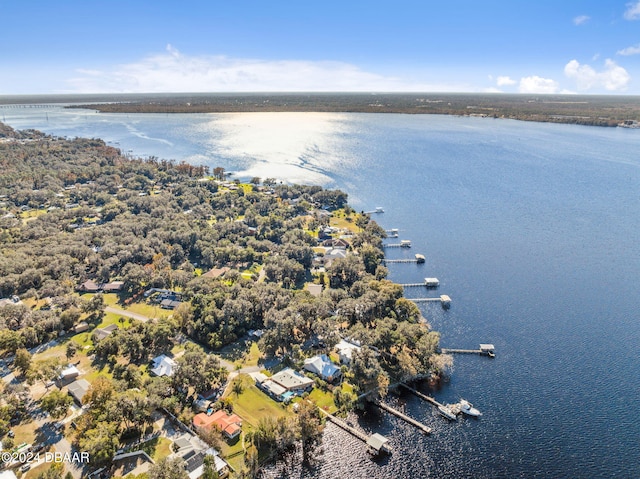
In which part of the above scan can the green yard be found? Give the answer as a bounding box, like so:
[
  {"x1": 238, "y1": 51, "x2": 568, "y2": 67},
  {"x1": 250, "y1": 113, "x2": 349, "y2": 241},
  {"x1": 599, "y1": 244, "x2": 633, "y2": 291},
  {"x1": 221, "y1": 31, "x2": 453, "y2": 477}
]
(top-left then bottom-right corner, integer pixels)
[{"x1": 226, "y1": 375, "x2": 292, "y2": 428}]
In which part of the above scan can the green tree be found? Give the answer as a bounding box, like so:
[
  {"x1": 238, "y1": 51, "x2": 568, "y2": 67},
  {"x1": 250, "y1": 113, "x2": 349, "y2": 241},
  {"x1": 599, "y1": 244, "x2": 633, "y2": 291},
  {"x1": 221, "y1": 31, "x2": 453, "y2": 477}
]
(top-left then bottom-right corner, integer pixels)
[
  {"x1": 14, "y1": 348, "x2": 32, "y2": 376},
  {"x1": 65, "y1": 341, "x2": 78, "y2": 361},
  {"x1": 201, "y1": 454, "x2": 219, "y2": 479},
  {"x1": 78, "y1": 421, "x2": 120, "y2": 464},
  {"x1": 297, "y1": 401, "x2": 324, "y2": 465},
  {"x1": 148, "y1": 456, "x2": 188, "y2": 479},
  {"x1": 40, "y1": 390, "x2": 73, "y2": 419},
  {"x1": 349, "y1": 346, "x2": 388, "y2": 401}
]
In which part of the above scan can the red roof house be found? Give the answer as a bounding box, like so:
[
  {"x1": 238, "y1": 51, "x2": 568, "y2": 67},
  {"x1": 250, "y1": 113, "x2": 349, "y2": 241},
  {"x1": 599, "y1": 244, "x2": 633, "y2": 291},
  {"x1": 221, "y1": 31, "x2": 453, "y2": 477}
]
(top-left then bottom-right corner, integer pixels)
[{"x1": 193, "y1": 410, "x2": 243, "y2": 439}]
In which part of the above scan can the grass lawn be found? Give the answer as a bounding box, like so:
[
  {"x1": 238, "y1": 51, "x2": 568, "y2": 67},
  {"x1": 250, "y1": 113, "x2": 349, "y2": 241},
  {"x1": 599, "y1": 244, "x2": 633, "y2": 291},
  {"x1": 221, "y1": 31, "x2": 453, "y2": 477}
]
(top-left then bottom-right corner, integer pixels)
[
  {"x1": 218, "y1": 433, "x2": 245, "y2": 472},
  {"x1": 226, "y1": 375, "x2": 292, "y2": 428},
  {"x1": 140, "y1": 436, "x2": 173, "y2": 462},
  {"x1": 308, "y1": 388, "x2": 337, "y2": 413},
  {"x1": 9, "y1": 419, "x2": 38, "y2": 446},
  {"x1": 329, "y1": 210, "x2": 359, "y2": 233}
]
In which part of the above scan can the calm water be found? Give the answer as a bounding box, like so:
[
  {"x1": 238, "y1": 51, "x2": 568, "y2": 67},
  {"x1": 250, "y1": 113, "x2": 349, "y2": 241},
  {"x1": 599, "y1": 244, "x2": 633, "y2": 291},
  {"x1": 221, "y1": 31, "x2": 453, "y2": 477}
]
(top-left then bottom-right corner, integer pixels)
[{"x1": 2, "y1": 105, "x2": 640, "y2": 478}]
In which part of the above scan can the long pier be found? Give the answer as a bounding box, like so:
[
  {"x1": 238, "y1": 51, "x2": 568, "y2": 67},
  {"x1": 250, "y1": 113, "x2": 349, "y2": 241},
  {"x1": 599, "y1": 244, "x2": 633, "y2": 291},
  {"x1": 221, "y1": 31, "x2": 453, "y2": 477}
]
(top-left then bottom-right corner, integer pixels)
[
  {"x1": 399, "y1": 383, "x2": 444, "y2": 408},
  {"x1": 440, "y1": 344, "x2": 495, "y2": 357},
  {"x1": 409, "y1": 295, "x2": 451, "y2": 308},
  {"x1": 383, "y1": 258, "x2": 419, "y2": 263},
  {"x1": 374, "y1": 401, "x2": 432, "y2": 434},
  {"x1": 317, "y1": 408, "x2": 368, "y2": 442}
]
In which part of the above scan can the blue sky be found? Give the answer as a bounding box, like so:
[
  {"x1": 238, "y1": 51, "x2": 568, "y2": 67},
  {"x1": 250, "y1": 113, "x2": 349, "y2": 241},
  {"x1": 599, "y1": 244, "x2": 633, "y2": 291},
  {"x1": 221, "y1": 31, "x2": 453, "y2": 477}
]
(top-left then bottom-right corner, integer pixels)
[{"x1": 2, "y1": 0, "x2": 640, "y2": 94}]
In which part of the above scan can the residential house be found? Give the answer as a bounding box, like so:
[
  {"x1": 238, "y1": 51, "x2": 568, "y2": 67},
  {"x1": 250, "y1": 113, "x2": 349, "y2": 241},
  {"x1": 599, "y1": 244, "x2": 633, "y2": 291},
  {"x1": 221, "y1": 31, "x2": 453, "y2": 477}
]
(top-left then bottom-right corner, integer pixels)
[
  {"x1": 321, "y1": 238, "x2": 349, "y2": 248},
  {"x1": 58, "y1": 365, "x2": 80, "y2": 382},
  {"x1": 303, "y1": 354, "x2": 341, "y2": 382},
  {"x1": 92, "y1": 324, "x2": 118, "y2": 342},
  {"x1": 160, "y1": 298, "x2": 182, "y2": 310},
  {"x1": 73, "y1": 322, "x2": 90, "y2": 333},
  {"x1": 67, "y1": 378, "x2": 91, "y2": 405},
  {"x1": 192, "y1": 410, "x2": 243, "y2": 440},
  {"x1": 304, "y1": 283, "x2": 323, "y2": 297},
  {"x1": 183, "y1": 448, "x2": 230, "y2": 479},
  {"x1": 335, "y1": 339, "x2": 362, "y2": 365},
  {"x1": 150, "y1": 354, "x2": 177, "y2": 377},
  {"x1": 258, "y1": 368, "x2": 315, "y2": 401},
  {"x1": 202, "y1": 267, "x2": 230, "y2": 279}
]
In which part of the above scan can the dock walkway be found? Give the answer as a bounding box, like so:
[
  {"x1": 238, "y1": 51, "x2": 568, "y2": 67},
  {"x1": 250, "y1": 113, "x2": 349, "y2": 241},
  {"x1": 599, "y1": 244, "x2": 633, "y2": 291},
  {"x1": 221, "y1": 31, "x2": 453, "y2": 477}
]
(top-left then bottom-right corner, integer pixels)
[
  {"x1": 399, "y1": 383, "x2": 444, "y2": 408},
  {"x1": 317, "y1": 408, "x2": 368, "y2": 442},
  {"x1": 374, "y1": 401, "x2": 432, "y2": 434}
]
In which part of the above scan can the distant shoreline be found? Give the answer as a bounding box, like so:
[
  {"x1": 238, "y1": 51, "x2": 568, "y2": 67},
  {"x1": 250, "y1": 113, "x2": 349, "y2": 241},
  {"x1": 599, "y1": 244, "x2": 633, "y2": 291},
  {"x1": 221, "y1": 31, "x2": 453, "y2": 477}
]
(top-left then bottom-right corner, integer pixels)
[{"x1": 2, "y1": 92, "x2": 640, "y2": 128}]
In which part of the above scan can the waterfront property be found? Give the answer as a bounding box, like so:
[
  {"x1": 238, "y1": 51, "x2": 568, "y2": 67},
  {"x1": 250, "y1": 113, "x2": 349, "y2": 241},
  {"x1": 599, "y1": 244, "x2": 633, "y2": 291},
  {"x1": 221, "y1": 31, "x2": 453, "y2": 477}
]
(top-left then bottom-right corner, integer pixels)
[
  {"x1": 303, "y1": 354, "x2": 342, "y2": 382},
  {"x1": 256, "y1": 368, "x2": 315, "y2": 401},
  {"x1": 193, "y1": 410, "x2": 243, "y2": 440},
  {"x1": 335, "y1": 339, "x2": 361, "y2": 365}
]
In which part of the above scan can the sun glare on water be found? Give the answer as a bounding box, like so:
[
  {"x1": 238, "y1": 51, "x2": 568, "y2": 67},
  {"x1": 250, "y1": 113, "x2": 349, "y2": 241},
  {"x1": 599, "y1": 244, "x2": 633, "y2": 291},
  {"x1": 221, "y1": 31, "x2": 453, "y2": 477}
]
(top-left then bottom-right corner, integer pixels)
[{"x1": 199, "y1": 112, "x2": 353, "y2": 185}]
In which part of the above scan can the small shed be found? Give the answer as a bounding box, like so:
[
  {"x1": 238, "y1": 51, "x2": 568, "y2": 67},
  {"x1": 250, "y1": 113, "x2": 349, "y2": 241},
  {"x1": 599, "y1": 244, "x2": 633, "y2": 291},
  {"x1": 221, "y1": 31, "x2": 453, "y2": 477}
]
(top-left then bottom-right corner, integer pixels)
[
  {"x1": 424, "y1": 278, "x2": 439, "y2": 287},
  {"x1": 479, "y1": 344, "x2": 495, "y2": 357},
  {"x1": 366, "y1": 433, "x2": 390, "y2": 455}
]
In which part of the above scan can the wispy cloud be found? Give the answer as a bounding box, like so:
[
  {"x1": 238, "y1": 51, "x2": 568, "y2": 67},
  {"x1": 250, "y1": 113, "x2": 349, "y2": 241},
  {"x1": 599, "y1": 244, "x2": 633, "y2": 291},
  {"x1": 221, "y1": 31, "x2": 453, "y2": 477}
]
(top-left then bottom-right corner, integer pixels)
[
  {"x1": 564, "y1": 59, "x2": 630, "y2": 91},
  {"x1": 624, "y1": 1, "x2": 640, "y2": 20},
  {"x1": 617, "y1": 43, "x2": 640, "y2": 55},
  {"x1": 66, "y1": 45, "x2": 460, "y2": 93},
  {"x1": 573, "y1": 15, "x2": 590, "y2": 25},
  {"x1": 518, "y1": 76, "x2": 560, "y2": 94}
]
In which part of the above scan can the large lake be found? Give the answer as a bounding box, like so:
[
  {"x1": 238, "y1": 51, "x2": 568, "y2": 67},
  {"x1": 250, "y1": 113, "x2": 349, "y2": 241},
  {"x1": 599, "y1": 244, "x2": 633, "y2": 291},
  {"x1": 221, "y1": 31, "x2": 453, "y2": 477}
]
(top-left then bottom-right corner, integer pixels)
[{"x1": 2, "y1": 105, "x2": 640, "y2": 478}]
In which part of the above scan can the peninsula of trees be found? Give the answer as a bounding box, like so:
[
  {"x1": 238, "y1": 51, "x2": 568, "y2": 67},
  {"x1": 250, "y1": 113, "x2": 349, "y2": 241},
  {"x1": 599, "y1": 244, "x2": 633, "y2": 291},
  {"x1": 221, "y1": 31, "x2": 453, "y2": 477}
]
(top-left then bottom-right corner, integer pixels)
[
  {"x1": 0, "y1": 123, "x2": 449, "y2": 478},
  {"x1": 47, "y1": 92, "x2": 640, "y2": 127}
]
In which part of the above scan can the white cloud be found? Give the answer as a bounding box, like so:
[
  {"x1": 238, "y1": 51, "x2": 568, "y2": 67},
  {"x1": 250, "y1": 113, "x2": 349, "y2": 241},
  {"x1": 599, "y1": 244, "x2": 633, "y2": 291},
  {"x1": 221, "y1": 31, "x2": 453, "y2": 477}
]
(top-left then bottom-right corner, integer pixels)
[
  {"x1": 518, "y1": 76, "x2": 560, "y2": 94},
  {"x1": 564, "y1": 59, "x2": 630, "y2": 91},
  {"x1": 66, "y1": 45, "x2": 458, "y2": 93},
  {"x1": 496, "y1": 76, "x2": 516, "y2": 87},
  {"x1": 617, "y1": 44, "x2": 640, "y2": 56},
  {"x1": 624, "y1": 1, "x2": 640, "y2": 20},
  {"x1": 573, "y1": 15, "x2": 590, "y2": 25}
]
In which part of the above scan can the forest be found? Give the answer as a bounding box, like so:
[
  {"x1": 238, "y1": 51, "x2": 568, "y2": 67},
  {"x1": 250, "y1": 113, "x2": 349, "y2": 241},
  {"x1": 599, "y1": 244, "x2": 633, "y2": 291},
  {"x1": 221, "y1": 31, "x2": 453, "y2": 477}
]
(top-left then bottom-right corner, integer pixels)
[{"x1": 0, "y1": 122, "x2": 448, "y2": 477}]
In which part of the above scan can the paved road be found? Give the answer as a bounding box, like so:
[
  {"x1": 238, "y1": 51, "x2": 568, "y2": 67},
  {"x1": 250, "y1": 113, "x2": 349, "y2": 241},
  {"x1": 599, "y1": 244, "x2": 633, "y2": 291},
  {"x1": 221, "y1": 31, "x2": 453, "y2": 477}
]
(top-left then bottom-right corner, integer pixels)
[{"x1": 28, "y1": 406, "x2": 85, "y2": 479}]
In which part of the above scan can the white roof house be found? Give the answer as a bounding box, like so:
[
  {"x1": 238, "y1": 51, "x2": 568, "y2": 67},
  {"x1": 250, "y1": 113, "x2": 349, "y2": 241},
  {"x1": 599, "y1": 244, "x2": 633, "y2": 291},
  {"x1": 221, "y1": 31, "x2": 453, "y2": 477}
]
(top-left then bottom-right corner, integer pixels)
[
  {"x1": 335, "y1": 339, "x2": 361, "y2": 365},
  {"x1": 303, "y1": 355, "x2": 342, "y2": 381},
  {"x1": 59, "y1": 365, "x2": 81, "y2": 381},
  {"x1": 151, "y1": 354, "x2": 177, "y2": 377},
  {"x1": 270, "y1": 368, "x2": 314, "y2": 392}
]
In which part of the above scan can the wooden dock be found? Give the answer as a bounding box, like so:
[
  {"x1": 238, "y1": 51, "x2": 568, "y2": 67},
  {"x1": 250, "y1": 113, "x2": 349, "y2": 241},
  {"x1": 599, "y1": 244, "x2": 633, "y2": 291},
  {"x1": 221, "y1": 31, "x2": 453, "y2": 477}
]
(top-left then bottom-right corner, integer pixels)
[
  {"x1": 440, "y1": 344, "x2": 495, "y2": 357},
  {"x1": 399, "y1": 383, "x2": 444, "y2": 408},
  {"x1": 318, "y1": 408, "x2": 369, "y2": 442},
  {"x1": 410, "y1": 295, "x2": 451, "y2": 308},
  {"x1": 383, "y1": 254, "x2": 425, "y2": 264},
  {"x1": 374, "y1": 401, "x2": 432, "y2": 434},
  {"x1": 401, "y1": 278, "x2": 439, "y2": 288}
]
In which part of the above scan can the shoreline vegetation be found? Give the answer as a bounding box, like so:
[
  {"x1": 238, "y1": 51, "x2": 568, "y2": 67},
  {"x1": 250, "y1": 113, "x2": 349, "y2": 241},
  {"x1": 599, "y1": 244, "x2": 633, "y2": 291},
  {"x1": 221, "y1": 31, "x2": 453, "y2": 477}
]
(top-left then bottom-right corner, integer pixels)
[
  {"x1": 2, "y1": 92, "x2": 640, "y2": 127},
  {"x1": 0, "y1": 122, "x2": 449, "y2": 477}
]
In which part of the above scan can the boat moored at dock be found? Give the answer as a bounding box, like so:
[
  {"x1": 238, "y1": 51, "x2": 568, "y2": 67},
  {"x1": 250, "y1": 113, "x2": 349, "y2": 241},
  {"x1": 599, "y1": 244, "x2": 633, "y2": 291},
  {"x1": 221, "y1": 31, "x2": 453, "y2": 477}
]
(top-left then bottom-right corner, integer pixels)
[
  {"x1": 438, "y1": 405, "x2": 457, "y2": 420},
  {"x1": 459, "y1": 399, "x2": 482, "y2": 417}
]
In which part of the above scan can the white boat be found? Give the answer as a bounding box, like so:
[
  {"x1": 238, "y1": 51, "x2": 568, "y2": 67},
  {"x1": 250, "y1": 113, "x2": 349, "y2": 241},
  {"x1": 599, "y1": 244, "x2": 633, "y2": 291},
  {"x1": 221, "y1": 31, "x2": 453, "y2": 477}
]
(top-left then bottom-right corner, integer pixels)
[
  {"x1": 438, "y1": 405, "x2": 457, "y2": 420},
  {"x1": 459, "y1": 399, "x2": 482, "y2": 417}
]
